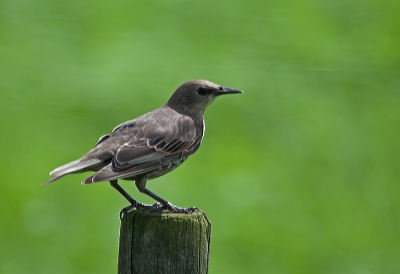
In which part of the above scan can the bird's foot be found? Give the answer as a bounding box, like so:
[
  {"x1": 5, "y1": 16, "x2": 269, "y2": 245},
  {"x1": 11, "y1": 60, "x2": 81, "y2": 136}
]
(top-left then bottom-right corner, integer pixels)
[
  {"x1": 160, "y1": 202, "x2": 197, "y2": 214},
  {"x1": 119, "y1": 202, "x2": 162, "y2": 219},
  {"x1": 120, "y1": 204, "x2": 134, "y2": 219},
  {"x1": 135, "y1": 202, "x2": 162, "y2": 212}
]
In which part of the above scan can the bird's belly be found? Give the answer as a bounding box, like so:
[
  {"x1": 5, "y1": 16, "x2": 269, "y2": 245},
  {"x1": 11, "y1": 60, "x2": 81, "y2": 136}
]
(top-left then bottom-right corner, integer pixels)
[{"x1": 145, "y1": 157, "x2": 188, "y2": 180}]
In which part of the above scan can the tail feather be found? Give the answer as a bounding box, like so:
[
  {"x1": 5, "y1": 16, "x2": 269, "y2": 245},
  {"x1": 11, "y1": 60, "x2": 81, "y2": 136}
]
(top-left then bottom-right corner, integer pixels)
[
  {"x1": 49, "y1": 159, "x2": 100, "y2": 176},
  {"x1": 42, "y1": 174, "x2": 67, "y2": 186},
  {"x1": 43, "y1": 158, "x2": 103, "y2": 185}
]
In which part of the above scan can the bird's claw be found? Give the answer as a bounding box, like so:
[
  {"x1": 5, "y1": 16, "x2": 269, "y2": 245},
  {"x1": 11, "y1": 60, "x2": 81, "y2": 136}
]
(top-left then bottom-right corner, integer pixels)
[
  {"x1": 161, "y1": 202, "x2": 198, "y2": 214},
  {"x1": 120, "y1": 204, "x2": 134, "y2": 220},
  {"x1": 135, "y1": 202, "x2": 162, "y2": 212},
  {"x1": 119, "y1": 202, "x2": 162, "y2": 219}
]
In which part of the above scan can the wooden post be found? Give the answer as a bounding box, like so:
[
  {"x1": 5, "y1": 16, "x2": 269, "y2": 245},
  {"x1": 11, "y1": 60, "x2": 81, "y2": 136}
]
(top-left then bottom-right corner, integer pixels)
[{"x1": 118, "y1": 209, "x2": 211, "y2": 274}]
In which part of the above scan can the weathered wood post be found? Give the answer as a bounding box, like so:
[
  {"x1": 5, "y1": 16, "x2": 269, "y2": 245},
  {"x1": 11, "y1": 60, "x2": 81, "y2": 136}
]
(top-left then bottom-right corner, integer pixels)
[{"x1": 118, "y1": 209, "x2": 211, "y2": 274}]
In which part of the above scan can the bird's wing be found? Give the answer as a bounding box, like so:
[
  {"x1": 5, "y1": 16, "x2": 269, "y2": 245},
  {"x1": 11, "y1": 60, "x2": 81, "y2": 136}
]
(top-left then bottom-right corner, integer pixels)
[{"x1": 83, "y1": 114, "x2": 199, "y2": 184}]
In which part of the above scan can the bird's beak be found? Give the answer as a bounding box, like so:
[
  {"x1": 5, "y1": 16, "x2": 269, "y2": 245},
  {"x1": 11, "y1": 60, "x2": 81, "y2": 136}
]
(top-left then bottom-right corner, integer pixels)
[{"x1": 213, "y1": 86, "x2": 243, "y2": 96}]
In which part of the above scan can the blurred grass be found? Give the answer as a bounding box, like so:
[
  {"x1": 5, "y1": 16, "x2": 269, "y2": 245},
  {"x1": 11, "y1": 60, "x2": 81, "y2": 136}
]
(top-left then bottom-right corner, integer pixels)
[{"x1": 1, "y1": 0, "x2": 399, "y2": 273}]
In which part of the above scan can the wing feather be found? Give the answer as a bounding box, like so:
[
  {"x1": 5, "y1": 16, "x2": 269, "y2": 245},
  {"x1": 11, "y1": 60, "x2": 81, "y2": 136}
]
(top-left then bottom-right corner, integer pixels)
[
  {"x1": 84, "y1": 114, "x2": 199, "y2": 183},
  {"x1": 86, "y1": 154, "x2": 181, "y2": 183}
]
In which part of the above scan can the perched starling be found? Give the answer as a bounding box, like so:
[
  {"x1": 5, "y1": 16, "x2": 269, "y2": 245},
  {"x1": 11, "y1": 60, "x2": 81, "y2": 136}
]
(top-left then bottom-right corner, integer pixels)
[{"x1": 43, "y1": 80, "x2": 242, "y2": 213}]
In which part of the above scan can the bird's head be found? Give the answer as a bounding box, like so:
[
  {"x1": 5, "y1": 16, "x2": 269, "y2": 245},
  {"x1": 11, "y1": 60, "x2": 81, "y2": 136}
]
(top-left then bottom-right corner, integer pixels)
[{"x1": 166, "y1": 79, "x2": 243, "y2": 115}]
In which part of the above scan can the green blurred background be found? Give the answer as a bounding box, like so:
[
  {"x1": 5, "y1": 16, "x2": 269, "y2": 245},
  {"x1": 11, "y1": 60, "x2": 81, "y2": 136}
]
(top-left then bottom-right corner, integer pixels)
[{"x1": 1, "y1": 0, "x2": 399, "y2": 273}]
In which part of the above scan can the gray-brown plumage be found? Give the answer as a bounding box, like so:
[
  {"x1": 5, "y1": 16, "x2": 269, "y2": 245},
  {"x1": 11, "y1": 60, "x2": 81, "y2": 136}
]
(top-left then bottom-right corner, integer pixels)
[{"x1": 43, "y1": 80, "x2": 242, "y2": 213}]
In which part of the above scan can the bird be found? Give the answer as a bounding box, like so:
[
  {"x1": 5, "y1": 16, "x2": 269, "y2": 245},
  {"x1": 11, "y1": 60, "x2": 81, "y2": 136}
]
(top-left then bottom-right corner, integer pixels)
[{"x1": 43, "y1": 79, "x2": 242, "y2": 214}]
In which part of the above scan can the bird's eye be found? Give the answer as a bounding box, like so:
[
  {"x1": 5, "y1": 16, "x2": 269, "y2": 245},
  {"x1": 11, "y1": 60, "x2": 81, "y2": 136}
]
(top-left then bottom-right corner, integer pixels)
[
  {"x1": 218, "y1": 86, "x2": 224, "y2": 90},
  {"x1": 196, "y1": 87, "x2": 213, "y2": 96}
]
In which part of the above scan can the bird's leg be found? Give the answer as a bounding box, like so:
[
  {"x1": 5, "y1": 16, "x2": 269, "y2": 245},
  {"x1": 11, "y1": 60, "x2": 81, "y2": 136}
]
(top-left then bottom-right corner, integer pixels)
[
  {"x1": 109, "y1": 180, "x2": 161, "y2": 218},
  {"x1": 135, "y1": 178, "x2": 197, "y2": 214}
]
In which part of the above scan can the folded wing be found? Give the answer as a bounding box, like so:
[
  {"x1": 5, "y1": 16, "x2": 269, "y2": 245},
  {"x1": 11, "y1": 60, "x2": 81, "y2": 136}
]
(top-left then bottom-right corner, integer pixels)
[{"x1": 82, "y1": 114, "x2": 199, "y2": 184}]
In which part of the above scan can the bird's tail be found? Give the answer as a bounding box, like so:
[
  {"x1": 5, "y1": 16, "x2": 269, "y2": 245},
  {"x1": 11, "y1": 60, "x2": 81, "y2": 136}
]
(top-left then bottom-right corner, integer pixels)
[{"x1": 42, "y1": 158, "x2": 102, "y2": 186}]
